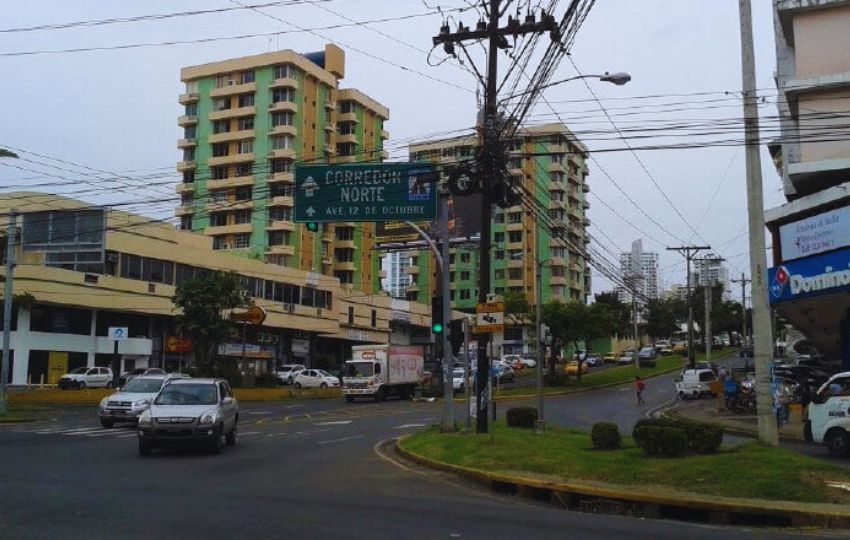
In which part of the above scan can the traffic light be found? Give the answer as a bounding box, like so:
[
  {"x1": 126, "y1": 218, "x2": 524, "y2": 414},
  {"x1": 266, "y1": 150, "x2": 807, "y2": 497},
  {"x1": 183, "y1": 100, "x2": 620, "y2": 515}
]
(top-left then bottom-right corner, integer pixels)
[
  {"x1": 305, "y1": 222, "x2": 319, "y2": 232},
  {"x1": 431, "y1": 295, "x2": 444, "y2": 334}
]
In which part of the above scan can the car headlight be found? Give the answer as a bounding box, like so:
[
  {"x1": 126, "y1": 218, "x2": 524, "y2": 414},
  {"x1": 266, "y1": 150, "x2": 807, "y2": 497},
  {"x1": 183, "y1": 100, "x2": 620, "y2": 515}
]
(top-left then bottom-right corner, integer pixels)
[
  {"x1": 131, "y1": 399, "x2": 151, "y2": 411},
  {"x1": 199, "y1": 412, "x2": 217, "y2": 425},
  {"x1": 99, "y1": 397, "x2": 110, "y2": 409},
  {"x1": 138, "y1": 411, "x2": 152, "y2": 426}
]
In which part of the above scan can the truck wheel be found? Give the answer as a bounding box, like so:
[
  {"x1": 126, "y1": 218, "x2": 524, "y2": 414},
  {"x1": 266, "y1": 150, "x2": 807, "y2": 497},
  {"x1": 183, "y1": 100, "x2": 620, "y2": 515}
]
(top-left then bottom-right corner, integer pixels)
[
  {"x1": 678, "y1": 391, "x2": 686, "y2": 400},
  {"x1": 804, "y1": 421, "x2": 813, "y2": 444},
  {"x1": 374, "y1": 388, "x2": 385, "y2": 402},
  {"x1": 345, "y1": 395, "x2": 354, "y2": 403},
  {"x1": 825, "y1": 429, "x2": 850, "y2": 457}
]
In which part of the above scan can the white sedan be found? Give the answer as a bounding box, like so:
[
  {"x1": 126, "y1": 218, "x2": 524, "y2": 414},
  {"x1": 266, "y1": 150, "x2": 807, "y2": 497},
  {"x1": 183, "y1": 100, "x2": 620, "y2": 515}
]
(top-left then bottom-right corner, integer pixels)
[
  {"x1": 293, "y1": 369, "x2": 341, "y2": 389},
  {"x1": 452, "y1": 368, "x2": 473, "y2": 392}
]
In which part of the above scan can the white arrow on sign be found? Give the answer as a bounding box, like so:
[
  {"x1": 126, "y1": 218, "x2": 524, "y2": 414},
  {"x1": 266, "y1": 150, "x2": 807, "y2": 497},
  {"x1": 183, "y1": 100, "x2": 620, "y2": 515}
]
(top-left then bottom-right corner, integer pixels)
[
  {"x1": 306, "y1": 206, "x2": 316, "y2": 217},
  {"x1": 302, "y1": 176, "x2": 319, "y2": 197}
]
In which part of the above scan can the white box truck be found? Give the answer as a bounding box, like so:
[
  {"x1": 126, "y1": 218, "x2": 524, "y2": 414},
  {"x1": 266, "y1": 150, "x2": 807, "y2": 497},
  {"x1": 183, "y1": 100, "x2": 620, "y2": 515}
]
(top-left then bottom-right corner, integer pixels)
[{"x1": 343, "y1": 345, "x2": 424, "y2": 402}]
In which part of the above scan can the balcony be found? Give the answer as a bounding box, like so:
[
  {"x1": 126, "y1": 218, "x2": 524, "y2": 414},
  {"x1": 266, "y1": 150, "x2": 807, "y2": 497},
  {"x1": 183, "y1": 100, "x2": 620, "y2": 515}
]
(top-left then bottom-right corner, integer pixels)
[
  {"x1": 323, "y1": 143, "x2": 336, "y2": 155},
  {"x1": 507, "y1": 258, "x2": 523, "y2": 268},
  {"x1": 547, "y1": 143, "x2": 568, "y2": 154},
  {"x1": 506, "y1": 221, "x2": 524, "y2": 232},
  {"x1": 338, "y1": 112, "x2": 358, "y2": 123},
  {"x1": 268, "y1": 195, "x2": 294, "y2": 208},
  {"x1": 178, "y1": 92, "x2": 199, "y2": 105},
  {"x1": 206, "y1": 200, "x2": 253, "y2": 213},
  {"x1": 381, "y1": 129, "x2": 390, "y2": 139},
  {"x1": 269, "y1": 125, "x2": 298, "y2": 137},
  {"x1": 550, "y1": 238, "x2": 567, "y2": 248},
  {"x1": 208, "y1": 153, "x2": 255, "y2": 167},
  {"x1": 324, "y1": 122, "x2": 336, "y2": 132},
  {"x1": 266, "y1": 245, "x2": 295, "y2": 256},
  {"x1": 175, "y1": 183, "x2": 195, "y2": 195},
  {"x1": 209, "y1": 106, "x2": 255, "y2": 121},
  {"x1": 338, "y1": 133, "x2": 358, "y2": 145},
  {"x1": 582, "y1": 200, "x2": 590, "y2": 210},
  {"x1": 405, "y1": 283, "x2": 420, "y2": 293},
  {"x1": 178, "y1": 115, "x2": 198, "y2": 127},
  {"x1": 270, "y1": 77, "x2": 298, "y2": 89},
  {"x1": 336, "y1": 155, "x2": 359, "y2": 163},
  {"x1": 205, "y1": 223, "x2": 253, "y2": 236},
  {"x1": 269, "y1": 101, "x2": 297, "y2": 113},
  {"x1": 549, "y1": 200, "x2": 566, "y2": 210},
  {"x1": 176, "y1": 161, "x2": 195, "y2": 172},
  {"x1": 380, "y1": 150, "x2": 389, "y2": 160},
  {"x1": 548, "y1": 181, "x2": 566, "y2": 192},
  {"x1": 334, "y1": 240, "x2": 356, "y2": 250},
  {"x1": 209, "y1": 129, "x2": 255, "y2": 144},
  {"x1": 334, "y1": 261, "x2": 357, "y2": 272},
  {"x1": 174, "y1": 205, "x2": 193, "y2": 217},
  {"x1": 405, "y1": 266, "x2": 419, "y2": 275},
  {"x1": 507, "y1": 278, "x2": 525, "y2": 288},
  {"x1": 266, "y1": 220, "x2": 295, "y2": 232},
  {"x1": 583, "y1": 217, "x2": 591, "y2": 227},
  {"x1": 582, "y1": 183, "x2": 590, "y2": 193},
  {"x1": 268, "y1": 171, "x2": 294, "y2": 184},
  {"x1": 550, "y1": 276, "x2": 567, "y2": 286},
  {"x1": 207, "y1": 176, "x2": 254, "y2": 190},
  {"x1": 548, "y1": 162, "x2": 565, "y2": 173},
  {"x1": 550, "y1": 257, "x2": 566, "y2": 267},
  {"x1": 177, "y1": 138, "x2": 197, "y2": 149},
  {"x1": 567, "y1": 188, "x2": 580, "y2": 202},
  {"x1": 268, "y1": 148, "x2": 297, "y2": 160},
  {"x1": 325, "y1": 100, "x2": 336, "y2": 110},
  {"x1": 210, "y1": 81, "x2": 257, "y2": 98}
]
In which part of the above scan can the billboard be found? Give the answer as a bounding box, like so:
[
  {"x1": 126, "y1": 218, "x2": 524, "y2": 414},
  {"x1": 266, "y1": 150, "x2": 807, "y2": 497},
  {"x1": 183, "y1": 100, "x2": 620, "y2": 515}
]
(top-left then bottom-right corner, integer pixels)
[
  {"x1": 780, "y1": 206, "x2": 850, "y2": 261},
  {"x1": 768, "y1": 246, "x2": 850, "y2": 304},
  {"x1": 375, "y1": 192, "x2": 483, "y2": 245}
]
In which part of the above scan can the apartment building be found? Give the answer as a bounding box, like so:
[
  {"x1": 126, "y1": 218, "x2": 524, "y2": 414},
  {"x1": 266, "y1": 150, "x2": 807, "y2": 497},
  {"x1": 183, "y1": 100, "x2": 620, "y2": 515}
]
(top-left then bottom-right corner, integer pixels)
[
  {"x1": 175, "y1": 44, "x2": 388, "y2": 293},
  {"x1": 617, "y1": 239, "x2": 659, "y2": 304},
  {"x1": 765, "y1": 0, "x2": 850, "y2": 369},
  {"x1": 0, "y1": 193, "x2": 430, "y2": 386},
  {"x1": 403, "y1": 123, "x2": 592, "y2": 355}
]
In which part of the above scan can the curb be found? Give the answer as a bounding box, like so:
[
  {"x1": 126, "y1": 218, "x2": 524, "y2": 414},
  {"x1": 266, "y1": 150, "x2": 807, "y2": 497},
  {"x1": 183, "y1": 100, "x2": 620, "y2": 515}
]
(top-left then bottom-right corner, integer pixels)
[{"x1": 394, "y1": 436, "x2": 850, "y2": 529}]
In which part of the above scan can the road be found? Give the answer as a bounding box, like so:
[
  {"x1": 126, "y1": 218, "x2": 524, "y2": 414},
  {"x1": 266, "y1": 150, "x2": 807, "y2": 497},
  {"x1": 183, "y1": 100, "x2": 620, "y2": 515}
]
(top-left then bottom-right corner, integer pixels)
[{"x1": 0, "y1": 359, "x2": 841, "y2": 539}]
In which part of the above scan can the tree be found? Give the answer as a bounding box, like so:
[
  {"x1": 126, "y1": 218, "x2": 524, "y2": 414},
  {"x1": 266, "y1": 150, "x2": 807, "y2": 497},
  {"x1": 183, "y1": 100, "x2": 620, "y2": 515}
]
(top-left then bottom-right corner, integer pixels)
[
  {"x1": 575, "y1": 303, "x2": 618, "y2": 381},
  {"x1": 173, "y1": 272, "x2": 252, "y2": 375},
  {"x1": 542, "y1": 300, "x2": 570, "y2": 377},
  {"x1": 646, "y1": 299, "x2": 679, "y2": 340},
  {"x1": 594, "y1": 291, "x2": 632, "y2": 337},
  {"x1": 503, "y1": 290, "x2": 532, "y2": 326}
]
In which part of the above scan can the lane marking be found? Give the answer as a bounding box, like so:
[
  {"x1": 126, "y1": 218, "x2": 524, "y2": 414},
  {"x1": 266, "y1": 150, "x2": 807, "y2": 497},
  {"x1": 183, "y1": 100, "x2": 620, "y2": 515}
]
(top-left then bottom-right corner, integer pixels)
[
  {"x1": 240, "y1": 431, "x2": 261, "y2": 436},
  {"x1": 314, "y1": 421, "x2": 352, "y2": 426},
  {"x1": 43, "y1": 427, "x2": 103, "y2": 435},
  {"x1": 395, "y1": 423, "x2": 427, "y2": 429},
  {"x1": 318, "y1": 435, "x2": 363, "y2": 445}
]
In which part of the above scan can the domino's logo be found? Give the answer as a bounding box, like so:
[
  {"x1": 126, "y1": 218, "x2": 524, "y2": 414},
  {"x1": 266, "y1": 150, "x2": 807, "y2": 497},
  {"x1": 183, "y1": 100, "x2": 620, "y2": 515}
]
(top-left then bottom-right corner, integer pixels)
[{"x1": 770, "y1": 266, "x2": 790, "y2": 299}]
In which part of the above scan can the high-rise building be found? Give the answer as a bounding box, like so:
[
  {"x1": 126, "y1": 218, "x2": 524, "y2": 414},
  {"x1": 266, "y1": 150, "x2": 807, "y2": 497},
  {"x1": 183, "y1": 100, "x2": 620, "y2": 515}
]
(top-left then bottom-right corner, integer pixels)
[
  {"x1": 175, "y1": 45, "x2": 388, "y2": 293},
  {"x1": 383, "y1": 251, "x2": 413, "y2": 298},
  {"x1": 617, "y1": 239, "x2": 659, "y2": 304},
  {"x1": 692, "y1": 254, "x2": 730, "y2": 299},
  {"x1": 400, "y1": 124, "x2": 592, "y2": 354}
]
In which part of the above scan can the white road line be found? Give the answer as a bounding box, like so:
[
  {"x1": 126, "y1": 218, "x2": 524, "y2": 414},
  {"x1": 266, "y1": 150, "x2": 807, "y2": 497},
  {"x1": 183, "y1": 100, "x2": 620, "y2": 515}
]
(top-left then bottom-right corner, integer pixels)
[
  {"x1": 394, "y1": 423, "x2": 427, "y2": 429},
  {"x1": 247, "y1": 411, "x2": 273, "y2": 415},
  {"x1": 317, "y1": 435, "x2": 363, "y2": 445},
  {"x1": 79, "y1": 431, "x2": 131, "y2": 438},
  {"x1": 40, "y1": 427, "x2": 102, "y2": 435},
  {"x1": 239, "y1": 431, "x2": 261, "y2": 436},
  {"x1": 115, "y1": 433, "x2": 137, "y2": 438},
  {"x1": 314, "y1": 420, "x2": 352, "y2": 426}
]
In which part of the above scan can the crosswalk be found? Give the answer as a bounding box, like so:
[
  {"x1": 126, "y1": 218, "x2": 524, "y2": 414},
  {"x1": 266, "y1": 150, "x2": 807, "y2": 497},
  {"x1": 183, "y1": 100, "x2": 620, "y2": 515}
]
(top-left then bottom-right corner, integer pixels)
[{"x1": 14, "y1": 425, "x2": 139, "y2": 439}]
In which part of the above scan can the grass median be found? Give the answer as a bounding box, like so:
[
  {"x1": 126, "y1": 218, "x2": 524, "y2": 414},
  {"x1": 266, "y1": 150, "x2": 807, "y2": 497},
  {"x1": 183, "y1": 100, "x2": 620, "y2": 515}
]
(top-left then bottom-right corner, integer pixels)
[
  {"x1": 400, "y1": 422, "x2": 850, "y2": 505},
  {"x1": 496, "y1": 347, "x2": 736, "y2": 398},
  {"x1": 0, "y1": 404, "x2": 49, "y2": 423}
]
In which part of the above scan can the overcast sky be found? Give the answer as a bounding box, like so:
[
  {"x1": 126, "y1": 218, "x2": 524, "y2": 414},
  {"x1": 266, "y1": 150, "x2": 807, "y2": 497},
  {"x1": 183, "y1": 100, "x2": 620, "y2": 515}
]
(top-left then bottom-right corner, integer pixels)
[{"x1": 0, "y1": 0, "x2": 784, "y2": 299}]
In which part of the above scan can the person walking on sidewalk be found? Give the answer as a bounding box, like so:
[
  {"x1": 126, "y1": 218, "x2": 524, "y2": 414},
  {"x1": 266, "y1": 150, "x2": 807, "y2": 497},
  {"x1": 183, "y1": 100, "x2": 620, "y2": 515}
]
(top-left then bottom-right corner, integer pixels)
[
  {"x1": 635, "y1": 376, "x2": 646, "y2": 406},
  {"x1": 716, "y1": 366, "x2": 728, "y2": 412}
]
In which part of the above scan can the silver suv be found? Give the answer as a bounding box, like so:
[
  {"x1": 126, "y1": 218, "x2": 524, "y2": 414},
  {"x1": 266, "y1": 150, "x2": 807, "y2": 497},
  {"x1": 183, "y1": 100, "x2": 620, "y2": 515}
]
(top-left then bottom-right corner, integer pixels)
[
  {"x1": 137, "y1": 378, "x2": 238, "y2": 456},
  {"x1": 98, "y1": 374, "x2": 188, "y2": 428}
]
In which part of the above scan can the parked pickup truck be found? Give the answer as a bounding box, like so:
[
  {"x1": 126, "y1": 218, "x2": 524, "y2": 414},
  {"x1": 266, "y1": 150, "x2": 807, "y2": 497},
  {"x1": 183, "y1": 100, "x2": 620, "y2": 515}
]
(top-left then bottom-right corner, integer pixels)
[{"x1": 343, "y1": 345, "x2": 424, "y2": 402}]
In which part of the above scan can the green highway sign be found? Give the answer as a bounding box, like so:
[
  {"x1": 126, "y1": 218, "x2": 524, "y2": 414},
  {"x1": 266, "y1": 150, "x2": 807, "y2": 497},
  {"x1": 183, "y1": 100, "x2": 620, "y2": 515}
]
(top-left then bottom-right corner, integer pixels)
[{"x1": 294, "y1": 162, "x2": 438, "y2": 223}]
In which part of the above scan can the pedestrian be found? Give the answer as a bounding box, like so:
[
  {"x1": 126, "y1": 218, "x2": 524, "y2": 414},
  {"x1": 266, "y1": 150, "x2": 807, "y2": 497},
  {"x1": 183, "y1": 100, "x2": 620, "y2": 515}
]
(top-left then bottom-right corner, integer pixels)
[
  {"x1": 716, "y1": 366, "x2": 728, "y2": 412},
  {"x1": 635, "y1": 376, "x2": 646, "y2": 406}
]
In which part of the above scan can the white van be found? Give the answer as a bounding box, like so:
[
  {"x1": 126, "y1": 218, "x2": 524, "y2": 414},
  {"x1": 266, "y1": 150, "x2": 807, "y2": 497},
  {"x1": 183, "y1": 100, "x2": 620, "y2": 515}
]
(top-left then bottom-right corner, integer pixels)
[
  {"x1": 675, "y1": 368, "x2": 717, "y2": 399},
  {"x1": 805, "y1": 372, "x2": 850, "y2": 457}
]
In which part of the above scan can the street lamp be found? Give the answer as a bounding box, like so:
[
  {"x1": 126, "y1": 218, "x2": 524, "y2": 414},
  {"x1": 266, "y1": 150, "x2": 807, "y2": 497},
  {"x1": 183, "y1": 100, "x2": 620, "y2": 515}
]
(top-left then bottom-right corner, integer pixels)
[{"x1": 500, "y1": 71, "x2": 632, "y2": 102}]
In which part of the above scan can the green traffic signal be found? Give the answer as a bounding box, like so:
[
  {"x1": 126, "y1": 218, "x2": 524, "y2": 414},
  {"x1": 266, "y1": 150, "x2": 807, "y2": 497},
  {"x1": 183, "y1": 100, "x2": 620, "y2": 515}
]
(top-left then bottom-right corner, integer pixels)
[
  {"x1": 306, "y1": 222, "x2": 319, "y2": 232},
  {"x1": 432, "y1": 322, "x2": 444, "y2": 334}
]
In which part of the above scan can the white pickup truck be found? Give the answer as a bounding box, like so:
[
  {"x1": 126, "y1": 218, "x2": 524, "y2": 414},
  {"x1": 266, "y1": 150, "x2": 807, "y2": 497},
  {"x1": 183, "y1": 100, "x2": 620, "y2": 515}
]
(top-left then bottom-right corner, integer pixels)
[
  {"x1": 342, "y1": 345, "x2": 424, "y2": 402},
  {"x1": 805, "y1": 371, "x2": 850, "y2": 457}
]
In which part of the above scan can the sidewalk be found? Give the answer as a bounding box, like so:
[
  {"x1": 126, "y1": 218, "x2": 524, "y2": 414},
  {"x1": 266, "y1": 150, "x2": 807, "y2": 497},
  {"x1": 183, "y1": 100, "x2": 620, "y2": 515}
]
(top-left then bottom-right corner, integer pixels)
[{"x1": 667, "y1": 396, "x2": 805, "y2": 442}]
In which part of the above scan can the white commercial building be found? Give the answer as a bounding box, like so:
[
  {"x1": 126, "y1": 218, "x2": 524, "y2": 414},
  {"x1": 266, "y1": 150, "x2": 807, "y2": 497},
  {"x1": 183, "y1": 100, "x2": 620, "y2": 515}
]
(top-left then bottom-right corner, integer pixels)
[{"x1": 692, "y1": 254, "x2": 731, "y2": 300}]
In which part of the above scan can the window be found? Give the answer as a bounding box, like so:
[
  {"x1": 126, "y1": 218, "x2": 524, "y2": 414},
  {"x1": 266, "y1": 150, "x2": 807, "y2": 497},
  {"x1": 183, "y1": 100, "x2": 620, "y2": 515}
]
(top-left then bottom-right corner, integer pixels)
[
  {"x1": 494, "y1": 213, "x2": 505, "y2": 224},
  {"x1": 184, "y1": 126, "x2": 196, "y2": 139},
  {"x1": 508, "y1": 268, "x2": 522, "y2": 280},
  {"x1": 335, "y1": 248, "x2": 354, "y2": 262},
  {"x1": 460, "y1": 290, "x2": 471, "y2": 300},
  {"x1": 238, "y1": 140, "x2": 253, "y2": 154},
  {"x1": 460, "y1": 271, "x2": 470, "y2": 281},
  {"x1": 185, "y1": 103, "x2": 197, "y2": 116},
  {"x1": 180, "y1": 216, "x2": 193, "y2": 230},
  {"x1": 503, "y1": 327, "x2": 523, "y2": 341},
  {"x1": 234, "y1": 210, "x2": 251, "y2": 224},
  {"x1": 508, "y1": 212, "x2": 522, "y2": 224},
  {"x1": 213, "y1": 97, "x2": 230, "y2": 111},
  {"x1": 508, "y1": 158, "x2": 522, "y2": 169},
  {"x1": 340, "y1": 101, "x2": 355, "y2": 113},
  {"x1": 449, "y1": 254, "x2": 455, "y2": 265},
  {"x1": 339, "y1": 122, "x2": 356, "y2": 135},
  {"x1": 182, "y1": 171, "x2": 195, "y2": 183},
  {"x1": 335, "y1": 227, "x2": 354, "y2": 241},
  {"x1": 272, "y1": 88, "x2": 295, "y2": 103},
  {"x1": 270, "y1": 159, "x2": 291, "y2": 173},
  {"x1": 212, "y1": 143, "x2": 229, "y2": 157},
  {"x1": 210, "y1": 190, "x2": 228, "y2": 203},
  {"x1": 181, "y1": 194, "x2": 193, "y2": 205},
  {"x1": 182, "y1": 148, "x2": 195, "y2": 161},
  {"x1": 494, "y1": 287, "x2": 505, "y2": 295},
  {"x1": 337, "y1": 142, "x2": 356, "y2": 157},
  {"x1": 347, "y1": 306, "x2": 354, "y2": 325},
  {"x1": 212, "y1": 167, "x2": 228, "y2": 180},
  {"x1": 271, "y1": 135, "x2": 293, "y2": 150},
  {"x1": 268, "y1": 207, "x2": 292, "y2": 223},
  {"x1": 238, "y1": 116, "x2": 254, "y2": 131},
  {"x1": 235, "y1": 163, "x2": 252, "y2": 177},
  {"x1": 335, "y1": 270, "x2": 354, "y2": 284},
  {"x1": 121, "y1": 254, "x2": 143, "y2": 280},
  {"x1": 234, "y1": 233, "x2": 251, "y2": 249},
  {"x1": 241, "y1": 70, "x2": 255, "y2": 84},
  {"x1": 371, "y1": 310, "x2": 377, "y2": 328},
  {"x1": 213, "y1": 237, "x2": 228, "y2": 250},
  {"x1": 508, "y1": 231, "x2": 522, "y2": 243},
  {"x1": 268, "y1": 230, "x2": 290, "y2": 246},
  {"x1": 210, "y1": 213, "x2": 228, "y2": 227},
  {"x1": 238, "y1": 93, "x2": 254, "y2": 108},
  {"x1": 270, "y1": 184, "x2": 293, "y2": 198},
  {"x1": 494, "y1": 232, "x2": 505, "y2": 243},
  {"x1": 508, "y1": 249, "x2": 522, "y2": 261},
  {"x1": 213, "y1": 120, "x2": 230, "y2": 134},
  {"x1": 143, "y1": 258, "x2": 174, "y2": 284},
  {"x1": 449, "y1": 272, "x2": 455, "y2": 281},
  {"x1": 274, "y1": 64, "x2": 296, "y2": 79},
  {"x1": 235, "y1": 186, "x2": 252, "y2": 201},
  {"x1": 494, "y1": 269, "x2": 505, "y2": 280},
  {"x1": 460, "y1": 253, "x2": 471, "y2": 263},
  {"x1": 272, "y1": 112, "x2": 294, "y2": 126},
  {"x1": 494, "y1": 250, "x2": 505, "y2": 260}
]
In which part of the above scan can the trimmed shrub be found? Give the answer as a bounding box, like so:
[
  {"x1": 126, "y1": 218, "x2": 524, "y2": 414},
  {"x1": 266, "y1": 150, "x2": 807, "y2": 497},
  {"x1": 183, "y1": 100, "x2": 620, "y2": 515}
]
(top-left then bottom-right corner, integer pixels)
[
  {"x1": 633, "y1": 425, "x2": 688, "y2": 457},
  {"x1": 506, "y1": 407, "x2": 538, "y2": 428},
  {"x1": 591, "y1": 422, "x2": 622, "y2": 450},
  {"x1": 633, "y1": 417, "x2": 724, "y2": 455}
]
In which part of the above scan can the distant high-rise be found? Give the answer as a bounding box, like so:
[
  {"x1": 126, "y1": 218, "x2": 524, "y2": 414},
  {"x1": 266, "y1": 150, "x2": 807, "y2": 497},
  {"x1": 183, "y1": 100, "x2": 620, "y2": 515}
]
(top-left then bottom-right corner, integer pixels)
[
  {"x1": 618, "y1": 239, "x2": 659, "y2": 304},
  {"x1": 693, "y1": 254, "x2": 730, "y2": 300},
  {"x1": 383, "y1": 252, "x2": 413, "y2": 299}
]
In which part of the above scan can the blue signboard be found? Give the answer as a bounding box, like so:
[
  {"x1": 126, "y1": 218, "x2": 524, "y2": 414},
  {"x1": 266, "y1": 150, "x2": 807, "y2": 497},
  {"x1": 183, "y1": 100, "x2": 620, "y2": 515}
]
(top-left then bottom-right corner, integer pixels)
[{"x1": 768, "y1": 246, "x2": 850, "y2": 304}]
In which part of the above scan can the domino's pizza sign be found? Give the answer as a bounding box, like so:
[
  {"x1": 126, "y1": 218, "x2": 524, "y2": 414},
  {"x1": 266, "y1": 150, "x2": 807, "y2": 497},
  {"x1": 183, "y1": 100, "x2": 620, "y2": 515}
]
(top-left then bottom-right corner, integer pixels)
[{"x1": 768, "y1": 247, "x2": 850, "y2": 303}]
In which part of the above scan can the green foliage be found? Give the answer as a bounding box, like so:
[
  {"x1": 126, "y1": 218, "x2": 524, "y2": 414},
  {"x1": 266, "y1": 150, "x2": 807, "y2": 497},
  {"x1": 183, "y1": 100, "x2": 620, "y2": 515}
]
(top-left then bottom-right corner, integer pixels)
[
  {"x1": 172, "y1": 271, "x2": 252, "y2": 375},
  {"x1": 503, "y1": 290, "x2": 532, "y2": 325},
  {"x1": 634, "y1": 418, "x2": 724, "y2": 455},
  {"x1": 253, "y1": 372, "x2": 279, "y2": 388},
  {"x1": 645, "y1": 298, "x2": 681, "y2": 340},
  {"x1": 594, "y1": 291, "x2": 632, "y2": 337},
  {"x1": 543, "y1": 372, "x2": 569, "y2": 387},
  {"x1": 12, "y1": 292, "x2": 37, "y2": 311},
  {"x1": 505, "y1": 407, "x2": 538, "y2": 428},
  {"x1": 542, "y1": 301, "x2": 618, "y2": 381},
  {"x1": 591, "y1": 422, "x2": 622, "y2": 450},
  {"x1": 632, "y1": 425, "x2": 688, "y2": 457}
]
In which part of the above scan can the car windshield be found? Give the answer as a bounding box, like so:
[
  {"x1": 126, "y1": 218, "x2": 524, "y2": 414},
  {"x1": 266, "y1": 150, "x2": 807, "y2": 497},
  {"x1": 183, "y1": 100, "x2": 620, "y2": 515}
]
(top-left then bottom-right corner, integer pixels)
[
  {"x1": 279, "y1": 367, "x2": 293, "y2": 372},
  {"x1": 640, "y1": 348, "x2": 654, "y2": 354},
  {"x1": 345, "y1": 362, "x2": 373, "y2": 377},
  {"x1": 154, "y1": 384, "x2": 217, "y2": 405},
  {"x1": 316, "y1": 370, "x2": 333, "y2": 378},
  {"x1": 453, "y1": 369, "x2": 465, "y2": 376},
  {"x1": 123, "y1": 378, "x2": 164, "y2": 393},
  {"x1": 69, "y1": 367, "x2": 88, "y2": 374}
]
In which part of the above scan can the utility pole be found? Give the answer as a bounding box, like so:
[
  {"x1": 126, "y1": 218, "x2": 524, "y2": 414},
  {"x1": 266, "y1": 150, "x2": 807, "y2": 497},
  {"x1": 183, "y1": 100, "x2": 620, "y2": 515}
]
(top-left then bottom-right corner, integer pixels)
[
  {"x1": 433, "y1": 1, "x2": 557, "y2": 434},
  {"x1": 666, "y1": 246, "x2": 710, "y2": 368},
  {"x1": 535, "y1": 258, "x2": 548, "y2": 433},
  {"x1": 738, "y1": 0, "x2": 778, "y2": 445},
  {"x1": 731, "y1": 273, "x2": 751, "y2": 345},
  {"x1": 439, "y1": 193, "x2": 454, "y2": 432},
  {"x1": 624, "y1": 274, "x2": 643, "y2": 367},
  {"x1": 0, "y1": 211, "x2": 16, "y2": 414},
  {"x1": 463, "y1": 316, "x2": 471, "y2": 429},
  {"x1": 704, "y1": 284, "x2": 712, "y2": 362}
]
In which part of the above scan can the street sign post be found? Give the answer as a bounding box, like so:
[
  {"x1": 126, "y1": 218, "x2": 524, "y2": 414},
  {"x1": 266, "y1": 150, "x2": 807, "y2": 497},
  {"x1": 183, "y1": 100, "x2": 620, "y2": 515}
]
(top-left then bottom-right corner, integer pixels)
[
  {"x1": 107, "y1": 327, "x2": 128, "y2": 386},
  {"x1": 294, "y1": 163, "x2": 438, "y2": 223},
  {"x1": 474, "y1": 302, "x2": 504, "y2": 334}
]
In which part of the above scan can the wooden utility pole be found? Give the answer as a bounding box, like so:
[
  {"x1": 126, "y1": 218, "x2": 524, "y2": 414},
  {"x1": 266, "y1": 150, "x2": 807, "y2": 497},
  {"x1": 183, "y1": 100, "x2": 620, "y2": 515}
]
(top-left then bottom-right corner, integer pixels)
[{"x1": 666, "y1": 246, "x2": 710, "y2": 368}]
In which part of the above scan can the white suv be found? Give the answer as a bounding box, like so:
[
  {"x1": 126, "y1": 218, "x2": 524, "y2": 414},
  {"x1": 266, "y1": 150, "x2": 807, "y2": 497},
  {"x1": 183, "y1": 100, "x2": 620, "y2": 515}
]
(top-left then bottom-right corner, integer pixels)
[
  {"x1": 59, "y1": 367, "x2": 114, "y2": 389},
  {"x1": 98, "y1": 374, "x2": 188, "y2": 428},
  {"x1": 275, "y1": 364, "x2": 306, "y2": 385},
  {"x1": 137, "y1": 378, "x2": 238, "y2": 455}
]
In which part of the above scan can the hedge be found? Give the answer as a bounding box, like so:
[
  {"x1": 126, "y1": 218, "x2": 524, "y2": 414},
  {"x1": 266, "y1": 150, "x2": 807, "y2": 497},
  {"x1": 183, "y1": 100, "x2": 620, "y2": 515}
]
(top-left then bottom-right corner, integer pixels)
[
  {"x1": 591, "y1": 422, "x2": 622, "y2": 450},
  {"x1": 633, "y1": 425, "x2": 688, "y2": 457},
  {"x1": 633, "y1": 417, "x2": 724, "y2": 455},
  {"x1": 506, "y1": 407, "x2": 538, "y2": 428}
]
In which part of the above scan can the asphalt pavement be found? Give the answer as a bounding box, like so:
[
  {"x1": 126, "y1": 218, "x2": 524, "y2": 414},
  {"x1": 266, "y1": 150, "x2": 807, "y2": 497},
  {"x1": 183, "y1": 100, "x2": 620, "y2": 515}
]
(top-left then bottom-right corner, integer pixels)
[{"x1": 0, "y1": 360, "x2": 843, "y2": 539}]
